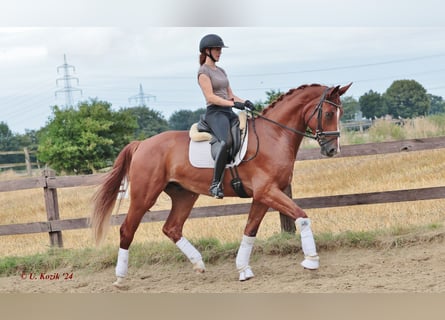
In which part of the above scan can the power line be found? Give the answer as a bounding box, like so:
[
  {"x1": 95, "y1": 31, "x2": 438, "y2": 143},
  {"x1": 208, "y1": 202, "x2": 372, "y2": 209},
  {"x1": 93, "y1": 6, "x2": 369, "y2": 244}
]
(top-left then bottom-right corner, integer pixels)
[
  {"x1": 232, "y1": 54, "x2": 445, "y2": 78},
  {"x1": 87, "y1": 53, "x2": 445, "y2": 81}
]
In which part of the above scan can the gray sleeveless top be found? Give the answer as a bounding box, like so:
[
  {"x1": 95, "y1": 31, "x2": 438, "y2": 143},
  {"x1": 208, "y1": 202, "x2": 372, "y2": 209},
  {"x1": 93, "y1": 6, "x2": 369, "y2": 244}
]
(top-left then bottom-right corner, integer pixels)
[{"x1": 198, "y1": 64, "x2": 230, "y2": 105}]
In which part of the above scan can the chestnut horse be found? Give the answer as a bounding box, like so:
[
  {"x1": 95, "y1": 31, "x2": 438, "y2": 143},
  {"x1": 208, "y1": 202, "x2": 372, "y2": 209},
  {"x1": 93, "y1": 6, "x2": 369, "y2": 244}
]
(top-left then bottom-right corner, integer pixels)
[{"x1": 90, "y1": 83, "x2": 352, "y2": 286}]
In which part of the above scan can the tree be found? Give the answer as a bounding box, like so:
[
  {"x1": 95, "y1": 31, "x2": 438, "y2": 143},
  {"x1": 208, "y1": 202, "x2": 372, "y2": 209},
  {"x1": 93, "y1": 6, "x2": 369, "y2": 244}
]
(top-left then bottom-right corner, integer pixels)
[
  {"x1": 17, "y1": 129, "x2": 39, "y2": 149},
  {"x1": 359, "y1": 90, "x2": 386, "y2": 119},
  {"x1": 0, "y1": 122, "x2": 20, "y2": 165},
  {"x1": 341, "y1": 96, "x2": 360, "y2": 120},
  {"x1": 383, "y1": 80, "x2": 430, "y2": 118},
  {"x1": 0, "y1": 122, "x2": 18, "y2": 151},
  {"x1": 265, "y1": 89, "x2": 283, "y2": 104},
  {"x1": 124, "y1": 106, "x2": 169, "y2": 139},
  {"x1": 168, "y1": 108, "x2": 206, "y2": 130},
  {"x1": 250, "y1": 89, "x2": 284, "y2": 112},
  {"x1": 428, "y1": 94, "x2": 445, "y2": 115},
  {"x1": 38, "y1": 99, "x2": 137, "y2": 174},
  {"x1": 0, "y1": 123, "x2": 39, "y2": 167}
]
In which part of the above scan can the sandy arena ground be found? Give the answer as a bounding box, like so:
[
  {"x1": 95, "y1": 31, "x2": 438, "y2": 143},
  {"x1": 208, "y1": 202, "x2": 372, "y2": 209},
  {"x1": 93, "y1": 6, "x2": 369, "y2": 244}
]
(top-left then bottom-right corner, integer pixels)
[{"x1": 1, "y1": 229, "x2": 444, "y2": 293}]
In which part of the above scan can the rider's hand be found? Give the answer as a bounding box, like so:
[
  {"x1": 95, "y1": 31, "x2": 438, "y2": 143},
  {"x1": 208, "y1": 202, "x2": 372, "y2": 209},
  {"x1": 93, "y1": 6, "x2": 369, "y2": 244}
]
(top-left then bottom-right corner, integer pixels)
[
  {"x1": 244, "y1": 100, "x2": 255, "y2": 110},
  {"x1": 233, "y1": 102, "x2": 245, "y2": 110}
]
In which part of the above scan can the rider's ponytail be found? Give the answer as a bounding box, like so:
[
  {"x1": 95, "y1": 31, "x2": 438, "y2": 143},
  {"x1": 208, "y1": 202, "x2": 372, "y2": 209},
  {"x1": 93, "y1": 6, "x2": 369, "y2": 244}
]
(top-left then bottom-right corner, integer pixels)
[{"x1": 199, "y1": 52, "x2": 206, "y2": 65}]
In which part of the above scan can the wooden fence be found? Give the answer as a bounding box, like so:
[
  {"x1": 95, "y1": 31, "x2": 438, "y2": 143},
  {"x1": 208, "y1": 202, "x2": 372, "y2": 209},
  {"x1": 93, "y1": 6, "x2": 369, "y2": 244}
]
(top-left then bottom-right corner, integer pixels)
[
  {"x1": 1, "y1": 136, "x2": 445, "y2": 248},
  {"x1": 0, "y1": 148, "x2": 38, "y2": 175}
]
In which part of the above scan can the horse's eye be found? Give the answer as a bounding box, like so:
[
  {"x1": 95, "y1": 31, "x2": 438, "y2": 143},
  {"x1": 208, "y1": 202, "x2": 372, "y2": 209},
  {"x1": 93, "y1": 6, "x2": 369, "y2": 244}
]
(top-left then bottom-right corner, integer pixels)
[{"x1": 325, "y1": 112, "x2": 334, "y2": 119}]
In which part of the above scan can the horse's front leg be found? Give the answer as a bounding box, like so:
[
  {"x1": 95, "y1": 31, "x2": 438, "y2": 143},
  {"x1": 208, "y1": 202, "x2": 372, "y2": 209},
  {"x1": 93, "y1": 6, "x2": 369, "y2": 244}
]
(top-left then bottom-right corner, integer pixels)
[
  {"x1": 255, "y1": 186, "x2": 319, "y2": 270},
  {"x1": 236, "y1": 200, "x2": 269, "y2": 281}
]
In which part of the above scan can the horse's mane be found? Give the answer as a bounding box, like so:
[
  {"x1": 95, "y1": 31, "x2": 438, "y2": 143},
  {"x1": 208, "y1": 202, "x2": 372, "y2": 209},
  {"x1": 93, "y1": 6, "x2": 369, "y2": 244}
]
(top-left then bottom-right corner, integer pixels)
[{"x1": 262, "y1": 83, "x2": 323, "y2": 116}]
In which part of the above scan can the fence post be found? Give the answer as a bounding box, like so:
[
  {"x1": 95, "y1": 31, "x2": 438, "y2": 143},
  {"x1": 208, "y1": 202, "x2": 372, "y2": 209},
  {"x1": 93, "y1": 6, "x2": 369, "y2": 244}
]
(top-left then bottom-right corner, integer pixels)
[
  {"x1": 279, "y1": 184, "x2": 296, "y2": 233},
  {"x1": 24, "y1": 147, "x2": 32, "y2": 176},
  {"x1": 43, "y1": 169, "x2": 63, "y2": 248}
]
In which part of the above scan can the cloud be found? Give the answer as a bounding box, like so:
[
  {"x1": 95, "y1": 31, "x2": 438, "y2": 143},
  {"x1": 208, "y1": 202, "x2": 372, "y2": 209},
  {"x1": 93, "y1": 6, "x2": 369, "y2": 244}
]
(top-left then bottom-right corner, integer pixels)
[
  {"x1": 0, "y1": 46, "x2": 48, "y2": 65},
  {"x1": 1, "y1": 26, "x2": 445, "y2": 134}
]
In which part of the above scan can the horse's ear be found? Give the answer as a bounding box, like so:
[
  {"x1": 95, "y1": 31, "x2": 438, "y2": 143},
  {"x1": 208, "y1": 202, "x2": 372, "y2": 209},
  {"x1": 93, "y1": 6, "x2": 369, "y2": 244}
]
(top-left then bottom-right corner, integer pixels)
[
  {"x1": 338, "y1": 82, "x2": 353, "y2": 96},
  {"x1": 328, "y1": 85, "x2": 341, "y2": 97}
]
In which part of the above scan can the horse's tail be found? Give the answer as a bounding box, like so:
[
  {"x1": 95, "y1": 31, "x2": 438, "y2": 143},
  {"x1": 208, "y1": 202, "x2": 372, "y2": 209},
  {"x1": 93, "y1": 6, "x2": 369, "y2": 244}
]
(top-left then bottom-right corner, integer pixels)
[{"x1": 90, "y1": 141, "x2": 141, "y2": 245}]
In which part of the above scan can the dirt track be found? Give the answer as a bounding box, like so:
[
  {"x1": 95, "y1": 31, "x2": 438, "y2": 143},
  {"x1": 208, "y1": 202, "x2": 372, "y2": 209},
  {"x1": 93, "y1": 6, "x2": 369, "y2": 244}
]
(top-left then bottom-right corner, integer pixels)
[{"x1": 1, "y1": 228, "x2": 444, "y2": 293}]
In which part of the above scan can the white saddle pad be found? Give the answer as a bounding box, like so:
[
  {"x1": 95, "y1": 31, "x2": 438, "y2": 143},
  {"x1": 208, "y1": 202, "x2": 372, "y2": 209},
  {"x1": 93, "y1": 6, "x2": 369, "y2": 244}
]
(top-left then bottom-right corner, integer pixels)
[{"x1": 188, "y1": 127, "x2": 248, "y2": 168}]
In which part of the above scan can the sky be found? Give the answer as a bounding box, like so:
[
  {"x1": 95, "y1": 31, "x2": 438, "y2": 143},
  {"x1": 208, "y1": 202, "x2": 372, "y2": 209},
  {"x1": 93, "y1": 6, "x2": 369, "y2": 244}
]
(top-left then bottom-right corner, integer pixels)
[{"x1": 1, "y1": 0, "x2": 445, "y2": 134}]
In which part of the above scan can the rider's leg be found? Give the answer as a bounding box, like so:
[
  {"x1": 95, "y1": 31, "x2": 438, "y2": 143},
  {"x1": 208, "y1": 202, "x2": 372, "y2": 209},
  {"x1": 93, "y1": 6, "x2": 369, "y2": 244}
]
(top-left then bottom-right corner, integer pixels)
[
  {"x1": 209, "y1": 141, "x2": 229, "y2": 198},
  {"x1": 204, "y1": 107, "x2": 233, "y2": 199}
]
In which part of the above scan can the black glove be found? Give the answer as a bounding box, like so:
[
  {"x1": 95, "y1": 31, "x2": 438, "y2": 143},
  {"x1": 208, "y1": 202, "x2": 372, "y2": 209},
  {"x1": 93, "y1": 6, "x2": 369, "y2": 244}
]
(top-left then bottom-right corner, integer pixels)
[
  {"x1": 233, "y1": 102, "x2": 245, "y2": 110},
  {"x1": 244, "y1": 100, "x2": 255, "y2": 110}
]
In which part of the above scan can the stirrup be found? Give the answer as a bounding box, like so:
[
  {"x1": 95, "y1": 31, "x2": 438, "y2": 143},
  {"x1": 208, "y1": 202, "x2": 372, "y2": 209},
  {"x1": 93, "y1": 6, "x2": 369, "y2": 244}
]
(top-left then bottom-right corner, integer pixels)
[{"x1": 209, "y1": 182, "x2": 224, "y2": 199}]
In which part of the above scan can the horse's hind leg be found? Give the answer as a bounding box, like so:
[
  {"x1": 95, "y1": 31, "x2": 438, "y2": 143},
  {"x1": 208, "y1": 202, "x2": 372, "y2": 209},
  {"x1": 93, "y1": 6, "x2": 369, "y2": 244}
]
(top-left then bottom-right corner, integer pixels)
[
  {"x1": 114, "y1": 184, "x2": 164, "y2": 287},
  {"x1": 162, "y1": 183, "x2": 204, "y2": 273}
]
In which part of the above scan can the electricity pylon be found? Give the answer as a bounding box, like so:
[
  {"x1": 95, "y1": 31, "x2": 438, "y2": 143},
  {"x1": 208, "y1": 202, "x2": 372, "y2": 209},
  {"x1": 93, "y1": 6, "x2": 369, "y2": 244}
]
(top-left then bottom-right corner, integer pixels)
[
  {"x1": 128, "y1": 84, "x2": 156, "y2": 107},
  {"x1": 55, "y1": 54, "x2": 82, "y2": 107}
]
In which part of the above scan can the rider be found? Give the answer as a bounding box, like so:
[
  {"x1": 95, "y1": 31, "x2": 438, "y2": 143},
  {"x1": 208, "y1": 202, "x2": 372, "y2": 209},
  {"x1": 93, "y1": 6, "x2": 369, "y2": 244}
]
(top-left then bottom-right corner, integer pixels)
[{"x1": 197, "y1": 34, "x2": 254, "y2": 199}]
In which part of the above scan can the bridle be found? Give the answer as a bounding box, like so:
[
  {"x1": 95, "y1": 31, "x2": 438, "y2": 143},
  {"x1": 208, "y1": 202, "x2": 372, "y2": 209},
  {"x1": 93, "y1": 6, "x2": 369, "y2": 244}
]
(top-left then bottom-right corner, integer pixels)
[
  {"x1": 247, "y1": 87, "x2": 342, "y2": 146},
  {"x1": 305, "y1": 87, "x2": 342, "y2": 146}
]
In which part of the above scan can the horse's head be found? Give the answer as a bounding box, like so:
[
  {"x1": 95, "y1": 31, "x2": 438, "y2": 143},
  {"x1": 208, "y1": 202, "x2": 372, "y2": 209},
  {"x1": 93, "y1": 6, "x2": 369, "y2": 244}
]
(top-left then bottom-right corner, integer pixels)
[{"x1": 305, "y1": 83, "x2": 352, "y2": 157}]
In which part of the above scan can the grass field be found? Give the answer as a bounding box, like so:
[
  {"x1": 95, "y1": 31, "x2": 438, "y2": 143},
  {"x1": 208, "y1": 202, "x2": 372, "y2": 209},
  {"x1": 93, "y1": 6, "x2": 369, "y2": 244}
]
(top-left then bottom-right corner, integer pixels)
[{"x1": 1, "y1": 117, "x2": 445, "y2": 258}]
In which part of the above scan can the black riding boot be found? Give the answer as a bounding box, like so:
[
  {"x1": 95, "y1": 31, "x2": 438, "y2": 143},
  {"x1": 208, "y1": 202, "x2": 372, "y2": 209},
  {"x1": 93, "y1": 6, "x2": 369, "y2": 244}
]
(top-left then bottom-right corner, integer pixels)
[{"x1": 209, "y1": 141, "x2": 229, "y2": 199}]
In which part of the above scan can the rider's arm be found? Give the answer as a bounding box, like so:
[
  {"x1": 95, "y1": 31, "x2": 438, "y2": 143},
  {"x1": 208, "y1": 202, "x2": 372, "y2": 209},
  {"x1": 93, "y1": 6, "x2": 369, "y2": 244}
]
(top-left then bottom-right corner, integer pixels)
[
  {"x1": 198, "y1": 74, "x2": 239, "y2": 107},
  {"x1": 227, "y1": 86, "x2": 245, "y2": 104}
]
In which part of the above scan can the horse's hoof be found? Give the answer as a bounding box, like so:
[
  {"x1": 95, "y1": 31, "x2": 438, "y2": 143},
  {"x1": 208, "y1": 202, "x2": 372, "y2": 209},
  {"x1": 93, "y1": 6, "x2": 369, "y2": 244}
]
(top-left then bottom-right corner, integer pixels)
[
  {"x1": 193, "y1": 260, "x2": 206, "y2": 273},
  {"x1": 301, "y1": 255, "x2": 319, "y2": 270},
  {"x1": 239, "y1": 267, "x2": 254, "y2": 281},
  {"x1": 113, "y1": 277, "x2": 129, "y2": 290}
]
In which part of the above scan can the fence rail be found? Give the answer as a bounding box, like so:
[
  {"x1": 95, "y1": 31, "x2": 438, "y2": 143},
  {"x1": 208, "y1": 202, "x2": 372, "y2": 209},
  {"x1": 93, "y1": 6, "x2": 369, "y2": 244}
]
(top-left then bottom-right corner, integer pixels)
[
  {"x1": 0, "y1": 148, "x2": 38, "y2": 175},
  {"x1": 2, "y1": 185, "x2": 444, "y2": 237},
  {"x1": 1, "y1": 137, "x2": 445, "y2": 247}
]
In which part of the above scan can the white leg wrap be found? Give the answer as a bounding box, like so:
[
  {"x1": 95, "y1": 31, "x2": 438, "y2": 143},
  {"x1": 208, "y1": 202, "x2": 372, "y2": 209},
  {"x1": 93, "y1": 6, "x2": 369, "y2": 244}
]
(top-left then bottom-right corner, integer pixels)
[
  {"x1": 236, "y1": 235, "x2": 256, "y2": 281},
  {"x1": 176, "y1": 237, "x2": 205, "y2": 272},
  {"x1": 115, "y1": 248, "x2": 129, "y2": 278},
  {"x1": 296, "y1": 218, "x2": 319, "y2": 270}
]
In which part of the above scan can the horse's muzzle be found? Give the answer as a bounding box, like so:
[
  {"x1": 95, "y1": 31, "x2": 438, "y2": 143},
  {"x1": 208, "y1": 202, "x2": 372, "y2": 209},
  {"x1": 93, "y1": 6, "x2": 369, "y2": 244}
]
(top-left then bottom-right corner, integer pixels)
[
  {"x1": 322, "y1": 146, "x2": 338, "y2": 157},
  {"x1": 317, "y1": 131, "x2": 340, "y2": 158},
  {"x1": 320, "y1": 139, "x2": 338, "y2": 157}
]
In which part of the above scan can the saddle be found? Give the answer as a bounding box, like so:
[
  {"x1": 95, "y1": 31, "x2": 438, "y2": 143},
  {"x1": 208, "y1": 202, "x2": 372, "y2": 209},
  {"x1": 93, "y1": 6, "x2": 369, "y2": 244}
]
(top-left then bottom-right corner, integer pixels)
[
  {"x1": 189, "y1": 111, "x2": 250, "y2": 198},
  {"x1": 189, "y1": 111, "x2": 247, "y2": 162}
]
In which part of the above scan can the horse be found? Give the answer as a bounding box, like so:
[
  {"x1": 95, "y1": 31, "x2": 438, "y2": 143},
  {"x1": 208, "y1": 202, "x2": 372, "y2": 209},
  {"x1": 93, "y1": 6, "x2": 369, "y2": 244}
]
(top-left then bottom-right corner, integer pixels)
[{"x1": 90, "y1": 83, "x2": 352, "y2": 286}]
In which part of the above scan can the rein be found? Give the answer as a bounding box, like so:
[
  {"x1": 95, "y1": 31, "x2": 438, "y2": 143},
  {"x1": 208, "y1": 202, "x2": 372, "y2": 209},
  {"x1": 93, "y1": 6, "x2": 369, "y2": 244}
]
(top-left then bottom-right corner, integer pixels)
[
  {"x1": 247, "y1": 87, "x2": 342, "y2": 144},
  {"x1": 248, "y1": 109, "x2": 315, "y2": 139},
  {"x1": 241, "y1": 87, "x2": 342, "y2": 163}
]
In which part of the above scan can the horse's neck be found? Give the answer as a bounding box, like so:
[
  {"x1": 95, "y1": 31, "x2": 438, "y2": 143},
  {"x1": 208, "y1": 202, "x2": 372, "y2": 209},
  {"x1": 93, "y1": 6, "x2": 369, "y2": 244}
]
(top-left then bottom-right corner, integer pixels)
[
  {"x1": 265, "y1": 95, "x2": 308, "y2": 135},
  {"x1": 259, "y1": 97, "x2": 307, "y2": 158}
]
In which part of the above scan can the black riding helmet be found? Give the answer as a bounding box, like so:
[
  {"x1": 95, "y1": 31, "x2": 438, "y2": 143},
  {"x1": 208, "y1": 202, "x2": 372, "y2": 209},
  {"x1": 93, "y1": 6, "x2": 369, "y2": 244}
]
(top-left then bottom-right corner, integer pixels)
[
  {"x1": 199, "y1": 34, "x2": 228, "y2": 62},
  {"x1": 199, "y1": 34, "x2": 228, "y2": 52}
]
